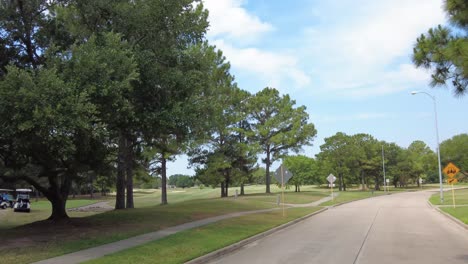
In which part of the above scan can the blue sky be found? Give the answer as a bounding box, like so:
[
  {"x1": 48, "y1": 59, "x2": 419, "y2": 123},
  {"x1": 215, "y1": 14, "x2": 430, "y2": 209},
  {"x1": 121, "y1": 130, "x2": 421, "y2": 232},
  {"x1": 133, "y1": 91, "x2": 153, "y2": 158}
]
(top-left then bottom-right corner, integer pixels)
[{"x1": 167, "y1": 0, "x2": 468, "y2": 176}]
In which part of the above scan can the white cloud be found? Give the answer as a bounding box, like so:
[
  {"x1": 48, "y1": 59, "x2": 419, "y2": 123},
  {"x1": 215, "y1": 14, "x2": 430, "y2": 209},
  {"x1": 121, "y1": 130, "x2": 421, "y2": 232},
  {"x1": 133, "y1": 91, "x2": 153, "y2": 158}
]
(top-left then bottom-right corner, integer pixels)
[
  {"x1": 214, "y1": 39, "x2": 311, "y2": 90},
  {"x1": 302, "y1": 0, "x2": 446, "y2": 98},
  {"x1": 203, "y1": 0, "x2": 274, "y2": 41}
]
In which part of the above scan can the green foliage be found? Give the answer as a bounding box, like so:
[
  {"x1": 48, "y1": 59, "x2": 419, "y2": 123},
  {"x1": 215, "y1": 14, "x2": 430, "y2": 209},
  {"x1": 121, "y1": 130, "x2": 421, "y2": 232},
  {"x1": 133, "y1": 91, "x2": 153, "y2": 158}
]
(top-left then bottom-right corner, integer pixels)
[
  {"x1": 248, "y1": 88, "x2": 317, "y2": 193},
  {"x1": 412, "y1": 0, "x2": 468, "y2": 96},
  {"x1": 440, "y1": 133, "x2": 468, "y2": 181},
  {"x1": 283, "y1": 155, "x2": 319, "y2": 191},
  {"x1": 168, "y1": 174, "x2": 195, "y2": 188}
]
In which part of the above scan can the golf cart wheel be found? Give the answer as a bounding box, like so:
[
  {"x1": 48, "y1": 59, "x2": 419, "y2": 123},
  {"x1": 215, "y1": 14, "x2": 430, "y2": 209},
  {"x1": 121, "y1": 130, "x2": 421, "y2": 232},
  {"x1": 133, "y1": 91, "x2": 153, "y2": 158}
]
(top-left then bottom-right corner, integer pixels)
[
  {"x1": 1, "y1": 204, "x2": 6, "y2": 209},
  {"x1": 26, "y1": 209, "x2": 30, "y2": 213}
]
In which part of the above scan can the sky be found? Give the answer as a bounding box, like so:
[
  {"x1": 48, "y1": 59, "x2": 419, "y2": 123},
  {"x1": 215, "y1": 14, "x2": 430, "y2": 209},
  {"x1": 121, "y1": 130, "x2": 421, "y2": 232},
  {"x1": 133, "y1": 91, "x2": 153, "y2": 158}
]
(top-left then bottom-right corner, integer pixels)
[{"x1": 167, "y1": 0, "x2": 468, "y2": 176}]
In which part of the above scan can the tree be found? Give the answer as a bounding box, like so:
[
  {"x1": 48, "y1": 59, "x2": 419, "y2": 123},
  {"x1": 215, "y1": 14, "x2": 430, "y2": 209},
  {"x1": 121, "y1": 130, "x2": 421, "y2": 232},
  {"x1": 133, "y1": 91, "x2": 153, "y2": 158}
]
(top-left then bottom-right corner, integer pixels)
[
  {"x1": 440, "y1": 133, "x2": 468, "y2": 180},
  {"x1": 283, "y1": 155, "x2": 317, "y2": 192},
  {"x1": 62, "y1": 0, "x2": 211, "y2": 207},
  {"x1": 168, "y1": 174, "x2": 194, "y2": 188},
  {"x1": 248, "y1": 88, "x2": 317, "y2": 193},
  {"x1": 189, "y1": 88, "x2": 255, "y2": 198},
  {"x1": 0, "y1": 66, "x2": 107, "y2": 220},
  {"x1": 412, "y1": 0, "x2": 468, "y2": 96},
  {"x1": 317, "y1": 133, "x2": 355, "y2": 191},
  {"x1": 407, "y1": 141, "x2": 436, "y2": 187},
  {"x1": 352, "y1": 134, "x2": 382, "y2": 190}
]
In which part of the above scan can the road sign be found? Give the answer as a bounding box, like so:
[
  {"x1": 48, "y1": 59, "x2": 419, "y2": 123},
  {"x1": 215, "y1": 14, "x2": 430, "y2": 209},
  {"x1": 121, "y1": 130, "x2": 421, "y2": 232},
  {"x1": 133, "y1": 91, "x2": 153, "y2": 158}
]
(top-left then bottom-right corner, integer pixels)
[
  {"x1": 447, "y1": 178, "x2": 458, "y2": 184},
  {"x1": 327, "y1": 174, "x2": 336, "y2": 184},
  {"x1": 443, "y1": 162, "x2": 460, "y2": 178},
  {"x1": 274, "y1": 165, "x2": 293, "y2": 184}
]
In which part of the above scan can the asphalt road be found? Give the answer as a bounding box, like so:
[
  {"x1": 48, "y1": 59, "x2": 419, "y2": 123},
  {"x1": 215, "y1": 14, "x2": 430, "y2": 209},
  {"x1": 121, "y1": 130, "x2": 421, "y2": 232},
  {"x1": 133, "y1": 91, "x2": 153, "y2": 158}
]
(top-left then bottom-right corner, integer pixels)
[{"x1": 208, "y1": 191, "x2": 468, "y2": 264}]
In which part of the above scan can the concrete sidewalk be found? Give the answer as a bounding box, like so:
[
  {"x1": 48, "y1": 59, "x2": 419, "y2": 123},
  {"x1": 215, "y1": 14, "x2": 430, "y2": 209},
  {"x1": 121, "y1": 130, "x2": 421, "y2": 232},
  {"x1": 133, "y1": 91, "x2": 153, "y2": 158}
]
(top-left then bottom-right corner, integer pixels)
[{"x1": 33, "y1": 196, "x2": 334, "y2": 264}]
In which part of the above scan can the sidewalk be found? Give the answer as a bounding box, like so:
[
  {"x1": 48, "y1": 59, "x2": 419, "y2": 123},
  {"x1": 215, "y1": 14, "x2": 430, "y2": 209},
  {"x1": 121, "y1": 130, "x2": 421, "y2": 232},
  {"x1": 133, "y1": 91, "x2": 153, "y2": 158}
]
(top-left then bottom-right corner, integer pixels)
[{"x1": 33, "y1": 196, "x2": 334, "y2": 264}]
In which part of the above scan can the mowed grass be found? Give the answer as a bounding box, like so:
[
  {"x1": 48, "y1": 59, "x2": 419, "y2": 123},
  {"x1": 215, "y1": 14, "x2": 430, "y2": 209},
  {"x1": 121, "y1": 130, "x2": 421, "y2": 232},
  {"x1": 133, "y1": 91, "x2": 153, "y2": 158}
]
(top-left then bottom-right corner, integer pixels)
[
  {"x1": 429, "y1": 188, "x2": 468, "y2": 224},
  {"x1": 85, "y1": 207, "x2": 322, "y2": 264},
  {"x1": 0, "y1": 186, "x2": 327, "y2": 263},
  {"x1": 0, "y1": 199, "x2": 106, "y2": 229},
  {"x1": 320, "y1": 190, "x2": 386, "y2": 206},
  {"x1": 429, "y1": 187, "x2": 468, "y2": 205}
]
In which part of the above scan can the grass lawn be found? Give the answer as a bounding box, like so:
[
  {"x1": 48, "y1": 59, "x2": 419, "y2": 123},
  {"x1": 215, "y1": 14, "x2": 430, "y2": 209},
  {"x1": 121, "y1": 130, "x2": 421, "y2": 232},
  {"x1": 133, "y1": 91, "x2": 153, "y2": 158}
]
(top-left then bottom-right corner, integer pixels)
[
  {"x1": 429, "y1": 187, "x2": 468, "y2": 206},
  {"x1": 0, "y1": 199, "x2": 105, "y2": 229},
  {"x1": 429, "y1": 188, "x2": 468, "y2": 224},
  {"x1": 85, "y1": 207, "x2": 322, "y2": 264},
  {"x1": 0, "y1": 185, "x2": 327, "y2": 264},
  {"x1": 319, "y1": 190, "x2": 386, "y2": 206}
]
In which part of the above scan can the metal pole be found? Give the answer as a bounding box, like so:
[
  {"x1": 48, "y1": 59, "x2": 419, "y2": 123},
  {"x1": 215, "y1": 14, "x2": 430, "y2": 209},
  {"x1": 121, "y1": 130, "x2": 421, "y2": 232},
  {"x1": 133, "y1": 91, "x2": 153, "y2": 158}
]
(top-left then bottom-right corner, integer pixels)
[
  {"x1": 281, "y1": 165, "x2": 285, "y2": 217},
  {"x1": 382, "y1": 145, "x2": 387, "y2": 193},
  {"x1": 411, "y1": 91, "x2": 444, "y2": 203},
  {"x1": 432, "y1": 96, "x2": 444, "y2": 203}
]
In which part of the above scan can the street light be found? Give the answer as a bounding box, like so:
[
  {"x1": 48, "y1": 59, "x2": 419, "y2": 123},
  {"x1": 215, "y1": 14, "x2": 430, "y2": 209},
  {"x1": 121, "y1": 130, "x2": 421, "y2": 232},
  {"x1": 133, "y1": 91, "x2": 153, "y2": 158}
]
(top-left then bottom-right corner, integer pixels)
[{"x1": 411, "y1": 91, "x2": 444, "y2": 203}]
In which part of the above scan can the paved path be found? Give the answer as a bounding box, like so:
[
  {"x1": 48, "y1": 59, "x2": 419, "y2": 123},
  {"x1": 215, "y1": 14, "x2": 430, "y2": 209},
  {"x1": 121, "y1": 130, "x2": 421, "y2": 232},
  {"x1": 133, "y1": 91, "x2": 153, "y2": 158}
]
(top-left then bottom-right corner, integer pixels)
[
  {"x1": 33, "y1": 196, "x2": 334, "y2": 264},
  {"x1": 208, "y1": 191, "x2": 468, "y2": 264}
]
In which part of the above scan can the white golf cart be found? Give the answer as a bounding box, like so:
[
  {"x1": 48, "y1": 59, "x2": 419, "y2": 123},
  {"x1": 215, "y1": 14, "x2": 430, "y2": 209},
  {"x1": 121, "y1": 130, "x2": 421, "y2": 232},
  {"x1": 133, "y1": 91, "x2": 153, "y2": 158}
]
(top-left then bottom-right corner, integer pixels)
[
  {"x1": 13, "y1": 189, "x2": 32, "y2": 213},
  {"x1": 0, "y1": 189, "x2": 14, "y2": 209}
]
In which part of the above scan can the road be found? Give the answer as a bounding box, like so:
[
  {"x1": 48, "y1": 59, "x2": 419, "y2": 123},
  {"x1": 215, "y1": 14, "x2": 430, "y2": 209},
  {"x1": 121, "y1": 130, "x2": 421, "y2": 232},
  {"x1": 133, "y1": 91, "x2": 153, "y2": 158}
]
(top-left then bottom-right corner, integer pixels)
[{"x1": 208, "y1": 191, "x2": 468, "y2": 264}]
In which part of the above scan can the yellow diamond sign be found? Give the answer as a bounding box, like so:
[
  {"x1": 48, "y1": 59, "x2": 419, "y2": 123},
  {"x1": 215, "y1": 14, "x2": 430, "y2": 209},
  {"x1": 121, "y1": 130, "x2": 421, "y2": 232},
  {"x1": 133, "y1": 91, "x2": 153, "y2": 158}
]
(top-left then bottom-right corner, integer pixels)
[
  {"x1": 443, "y1": 162, "x2": 460, "y2": 178},
  {"x1": 447, "y1": 178, "x2": 458, "y2": 184}
]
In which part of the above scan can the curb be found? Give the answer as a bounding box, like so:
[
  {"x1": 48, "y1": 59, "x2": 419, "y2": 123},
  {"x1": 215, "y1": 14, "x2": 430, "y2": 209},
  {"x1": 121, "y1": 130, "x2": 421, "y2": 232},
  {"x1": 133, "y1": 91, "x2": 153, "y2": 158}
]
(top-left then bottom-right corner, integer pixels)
[
  {"x1": 427, "y1": 201, "x2": 468, "y2": 230},
  {"x1": 185, "y1": 207, "x2": 328, "y2": 264}
]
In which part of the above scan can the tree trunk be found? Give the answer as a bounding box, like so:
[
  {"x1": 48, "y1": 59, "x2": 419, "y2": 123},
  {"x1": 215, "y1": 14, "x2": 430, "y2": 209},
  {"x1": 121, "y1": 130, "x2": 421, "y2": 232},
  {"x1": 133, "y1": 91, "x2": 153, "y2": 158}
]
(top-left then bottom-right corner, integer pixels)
[
  {"x1": 46, "y1": 175, "x2": 72, "y2": 221},
  {"x1": 225, "y1": 176, "x2": 229, "y2": 197},
  {"x1": 161, "y1": 155, "x2": 168, "y2": 205},
  {"x1": 361, "y1": 172, "x2": 366, "y2": 191},
  {"x1": 220, "y1": 181, "x2": 225, "y2": 197},
  {"x1": 115, "y1": 133, "x2": 126, "y2": 209},
  {"x1": 374, "y1": 175, "x2": 381, "y2": 191},
  {"x1": 240, "y1": 183, "x2": 245, "y2": 195},
  {"x1": 295, "y1": 185, "x2": 298, "y2": 192},
  {"x1": 48, "y1": 195, "x2": 68, "y2": 221},
  {"x1": 338, "y1": 174, "x2": 343, "y2": 191},
  {"x1": 265, "y1": 149, "x2": 271, "y2": 193},
  {"x1": 126, "y1": 137, "x2": 134, "y2": 208},
  {"x1": 298, "y1": 185, "x2": 300, "y2": 192}
]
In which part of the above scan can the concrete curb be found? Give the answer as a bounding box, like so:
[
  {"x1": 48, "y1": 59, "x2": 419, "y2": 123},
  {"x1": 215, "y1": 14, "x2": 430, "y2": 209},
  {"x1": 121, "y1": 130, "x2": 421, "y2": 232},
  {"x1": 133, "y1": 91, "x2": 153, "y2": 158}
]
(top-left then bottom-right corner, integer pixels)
[
  {"x1": 427, "y1": 200, "x2": 468, "y2": 230},
  {"x1": 185, "y1": 207, "x2": 329, "y2": 264}
]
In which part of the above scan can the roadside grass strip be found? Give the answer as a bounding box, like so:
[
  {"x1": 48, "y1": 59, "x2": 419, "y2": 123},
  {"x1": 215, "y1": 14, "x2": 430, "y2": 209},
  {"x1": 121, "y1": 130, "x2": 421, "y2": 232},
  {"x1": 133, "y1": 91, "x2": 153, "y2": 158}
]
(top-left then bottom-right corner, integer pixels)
[
  {"x1": 319, "y1": 190, "x2": 386, "y2": 206},
  {"x1": 84, "y1": 207, "x2": 321, "y2": 264},
  {"x1": 429, "y1": 188, "x2": 468, "y2": 224}
]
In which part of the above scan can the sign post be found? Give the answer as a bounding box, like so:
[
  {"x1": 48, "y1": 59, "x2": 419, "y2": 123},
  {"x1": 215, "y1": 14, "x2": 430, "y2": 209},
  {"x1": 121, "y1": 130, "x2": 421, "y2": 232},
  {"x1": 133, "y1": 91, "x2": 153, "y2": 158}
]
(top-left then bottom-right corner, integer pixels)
[
  {"x1": 274, "y1": 165, "x2": 293, "y2": 217},
  {"x1": 327, "y1": 174, "x2": 337, "y2": 202},
  {"x1": 443, "y1": 162, "x2": 460, "y2": 208}
]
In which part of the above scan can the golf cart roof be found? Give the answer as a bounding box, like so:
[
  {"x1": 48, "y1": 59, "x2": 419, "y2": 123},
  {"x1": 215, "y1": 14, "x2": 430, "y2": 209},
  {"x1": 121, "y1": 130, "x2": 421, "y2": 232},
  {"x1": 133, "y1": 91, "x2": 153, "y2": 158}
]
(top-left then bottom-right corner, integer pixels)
[
  {"x1": 0, "y1": 189, "x2": 14, "y2": 192},
  {"x1": 15, "y1": 189, "x2": 32, "y2": 192}
]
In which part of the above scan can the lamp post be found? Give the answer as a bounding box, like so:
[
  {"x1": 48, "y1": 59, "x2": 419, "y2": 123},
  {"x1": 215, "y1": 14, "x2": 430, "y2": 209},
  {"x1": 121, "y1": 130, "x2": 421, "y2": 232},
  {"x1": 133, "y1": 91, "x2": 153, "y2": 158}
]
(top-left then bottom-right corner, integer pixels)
[
  {"x1": 411, "y1": 91, "x2": 443, "y2": 203},
  {"x1": 382, "y1": 145, "x2": 387, "y2": 193}
]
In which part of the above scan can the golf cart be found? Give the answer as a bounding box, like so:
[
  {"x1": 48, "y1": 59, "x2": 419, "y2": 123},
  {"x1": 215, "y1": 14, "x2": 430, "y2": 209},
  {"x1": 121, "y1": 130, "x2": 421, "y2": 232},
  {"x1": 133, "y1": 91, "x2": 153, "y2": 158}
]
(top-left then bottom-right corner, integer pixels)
[
  {"x1": 13, "y1": 189, "x2": 32, "y2": 213},
  {"x1": 0, "y1": 189, "x2": 14, "y2": 209}
]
